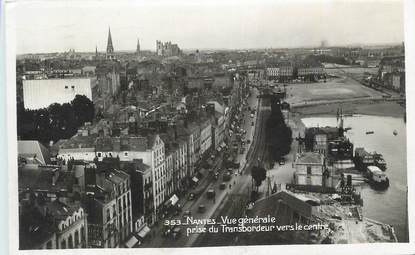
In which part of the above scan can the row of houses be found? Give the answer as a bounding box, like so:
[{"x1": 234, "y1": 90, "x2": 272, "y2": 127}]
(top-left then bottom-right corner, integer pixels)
[
  {"x1": 17, "y1": 99, "x2": 228, "y2": 249},
  {"x1": 19, "y1": 156, "x2": 133, "y2": 249},
  {"x1": 265, "y1": 62, "x2": 326, "y2": 82},
  {"x1": 376, "y1": 56, "x2": 405, "y2": 93}
]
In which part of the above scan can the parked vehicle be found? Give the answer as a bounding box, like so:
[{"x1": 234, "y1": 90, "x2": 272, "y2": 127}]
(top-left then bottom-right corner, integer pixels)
[
  {"x1": 219, "y1": 182, "x2": 227, "y2": 190},
  {"x1": 198, "y1": 205, "x2": 206, "y2": 213},
  {"x1": 223, "y1": 159, "x2": 239, "y2": 169},
  {"x1": 223, "y1": 172, "x2": 231, "y2": 182},
  {"x1": 207, "y1": 189, "x2": 215, "y2": 199},
  {"x1": 183, "y1": 210, "x2": 191, "y2": 217}
]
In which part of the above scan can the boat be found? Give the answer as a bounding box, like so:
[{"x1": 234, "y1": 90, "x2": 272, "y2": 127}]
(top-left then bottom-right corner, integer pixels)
[
  {"x1": 366, "y1": 131, "x2": 374, "y2": 135},
  {"x1": 366, "y1": 165, "x2": 389, "y2": 189},
  {"x1": 393, "y1": 130, "x2": 398, "y2": 136},
  {"x1": 354, "y1": 148, "x2": 375, "y2": 171},
  {"x1": 373, "y1": 152, "x2": 387, "y2": 171}
]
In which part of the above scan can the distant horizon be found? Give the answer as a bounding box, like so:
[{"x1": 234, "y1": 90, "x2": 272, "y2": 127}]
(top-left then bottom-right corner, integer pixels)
[{"x1": 17, "y1": 41, "x2": 405, "y2": 56}]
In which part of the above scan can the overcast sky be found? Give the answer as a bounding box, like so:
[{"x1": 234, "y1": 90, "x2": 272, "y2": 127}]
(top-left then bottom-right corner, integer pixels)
[{"x1": 12, "y1": 0, "x2": 404, "y2": 54}]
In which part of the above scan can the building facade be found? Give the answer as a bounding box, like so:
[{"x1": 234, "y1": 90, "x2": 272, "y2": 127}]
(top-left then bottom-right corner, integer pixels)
[
  {"x1": 200, "y1": 119, "x2": 212, "y2": 157},
  {"x1": 23, "y1": 78, "x2": 93, "y2": 110},
  {"x1": 294, "y1": 152, "x2": 326, "y2": 187}
]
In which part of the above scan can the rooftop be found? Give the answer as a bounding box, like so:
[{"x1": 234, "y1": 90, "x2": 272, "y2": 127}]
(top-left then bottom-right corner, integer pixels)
[
  {"x1": 19, "y1": 206, "x2": 56, "y2": 250},
  {"x1": 18, "y1": 140, "x2": 51, "y2": 165},
  {"x1": 45, "y1": 200, "x2": 81, "y2": 220},
  {"x1": 18, "y1": 167, "x2": 74, "y2": 193},
  {"x1": 296, "y1": 152, "x2": 324, "y2": 165}
]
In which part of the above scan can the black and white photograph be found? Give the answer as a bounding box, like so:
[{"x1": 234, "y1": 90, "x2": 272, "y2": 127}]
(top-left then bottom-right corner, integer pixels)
[{"x1": 5, "y1": 0, "x2": 413, "y2": 253}]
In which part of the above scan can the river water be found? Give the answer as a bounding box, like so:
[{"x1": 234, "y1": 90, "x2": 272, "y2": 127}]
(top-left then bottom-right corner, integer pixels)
[{"x1": 301, "y1": 115, "x2": 408, "y2": 242}]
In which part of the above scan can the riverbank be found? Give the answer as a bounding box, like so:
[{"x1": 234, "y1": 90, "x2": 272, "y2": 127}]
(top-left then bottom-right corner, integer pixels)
[{"x1": 292, "y1": 100, "x2": 405, "y2": 119}]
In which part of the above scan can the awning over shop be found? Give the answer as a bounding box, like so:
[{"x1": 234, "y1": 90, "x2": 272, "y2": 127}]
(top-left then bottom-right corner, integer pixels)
[
  {"x1": 192, "y1": 177, "x2": 199, "y2": 183},
  {"x1": 137, "y1": 226, "x2": 151, "y2": 239},
  {"x1": 170, "y1": 194, "x2": 179, "y2": 206},
  {"x1": 125, "y1": 235, "x2": 139, "y2": 248}
]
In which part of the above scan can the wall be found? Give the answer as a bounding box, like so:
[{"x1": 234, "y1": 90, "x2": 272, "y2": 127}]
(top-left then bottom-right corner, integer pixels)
[{"x1": 23, "y1": 78, "x2": 93, "y2": 110}]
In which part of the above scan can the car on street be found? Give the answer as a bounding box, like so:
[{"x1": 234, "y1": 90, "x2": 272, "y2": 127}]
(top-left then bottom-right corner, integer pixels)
[
  {"x1": 251, "y1": 121, "x2": 254, "y2": 126},
  {"x1": 279, "y1": 158, "x2": 286, "y2": 165},
  {"x1": 223, "y1": 172, "x2": 231, "y2": 181},
  {"x1": 219, "y1": 182, "x2": 227, "y2": 190},
  {"x1": 250, "y1": 113, "x2": 254, "y2": 118},
  {"x1": 198, "y1": 205, "x2": 206, "y2": 213},
  {"x1": 183, "y1": 210, "x2": 191, "y2": 217},
  {"x1": 207, "y1": 189, "x2": 215, "y2": 199}
]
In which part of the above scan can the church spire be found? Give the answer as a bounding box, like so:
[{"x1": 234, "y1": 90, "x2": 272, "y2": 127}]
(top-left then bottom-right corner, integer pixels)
[
  {"x1": 136, "y1": 38, "x2": 140, "y2": 53},
  {"x1": 106, "y1": 27, "x2": 114, "y2": 54}
]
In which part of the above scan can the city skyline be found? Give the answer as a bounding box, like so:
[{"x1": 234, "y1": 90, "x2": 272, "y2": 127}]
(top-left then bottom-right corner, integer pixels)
[{"x1": 14, "y1": 0, "x2": 404, "y2": 54}]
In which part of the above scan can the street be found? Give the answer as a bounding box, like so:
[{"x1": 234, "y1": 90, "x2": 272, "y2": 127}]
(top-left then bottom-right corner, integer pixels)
[{"x1": 140, "y1": 82, "x2": 261, "y2": 247}]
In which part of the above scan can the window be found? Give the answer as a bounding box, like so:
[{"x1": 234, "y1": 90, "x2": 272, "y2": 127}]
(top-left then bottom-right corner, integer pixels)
[
  {"x1": 124, "y1": 152, "x2": 128, "y2": 156},
  {"x1": 307, "y1": 166, "x2": 312, "y2": 175},
  {"x1": 107, "y1": 208, "x2": 110, "y2": 222},
  {"x1": 65, "y1": 86, "x2": 68, "y2": 89},
  {"x1": 97, "y1": 152, "x2": 101, "y2": 157},
  {"x1": 71, "y1": 86, "x2": 75, "y2": 89}
]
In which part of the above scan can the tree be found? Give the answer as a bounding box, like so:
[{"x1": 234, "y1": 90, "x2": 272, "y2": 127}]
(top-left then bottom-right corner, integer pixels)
[
  {"x1": 71, "y1": 95, "x2": 95, "y2": 126},
  {"x1": 251, "y1": 166, "x2": 266, "y2": 192},
  {"x1": 265, "y1": 100, "x2": 293, "y2": 161}
]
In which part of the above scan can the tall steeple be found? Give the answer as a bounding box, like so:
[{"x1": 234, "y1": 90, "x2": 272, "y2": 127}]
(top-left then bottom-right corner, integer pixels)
[
  {"x1": 106, "y1": 27, "x2": 114, "y2": 54},
  {"x1": 106, "y1": 27, "x2": 115, "y2": 60},
  {"x1": 136, "y1": 38, "x2": 140, "y2": 53}
]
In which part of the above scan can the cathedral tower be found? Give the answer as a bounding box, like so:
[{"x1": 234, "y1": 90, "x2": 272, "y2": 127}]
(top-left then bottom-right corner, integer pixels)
[{"x1": 106, "y1": 27, "x2": 115, "y2": 60}]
